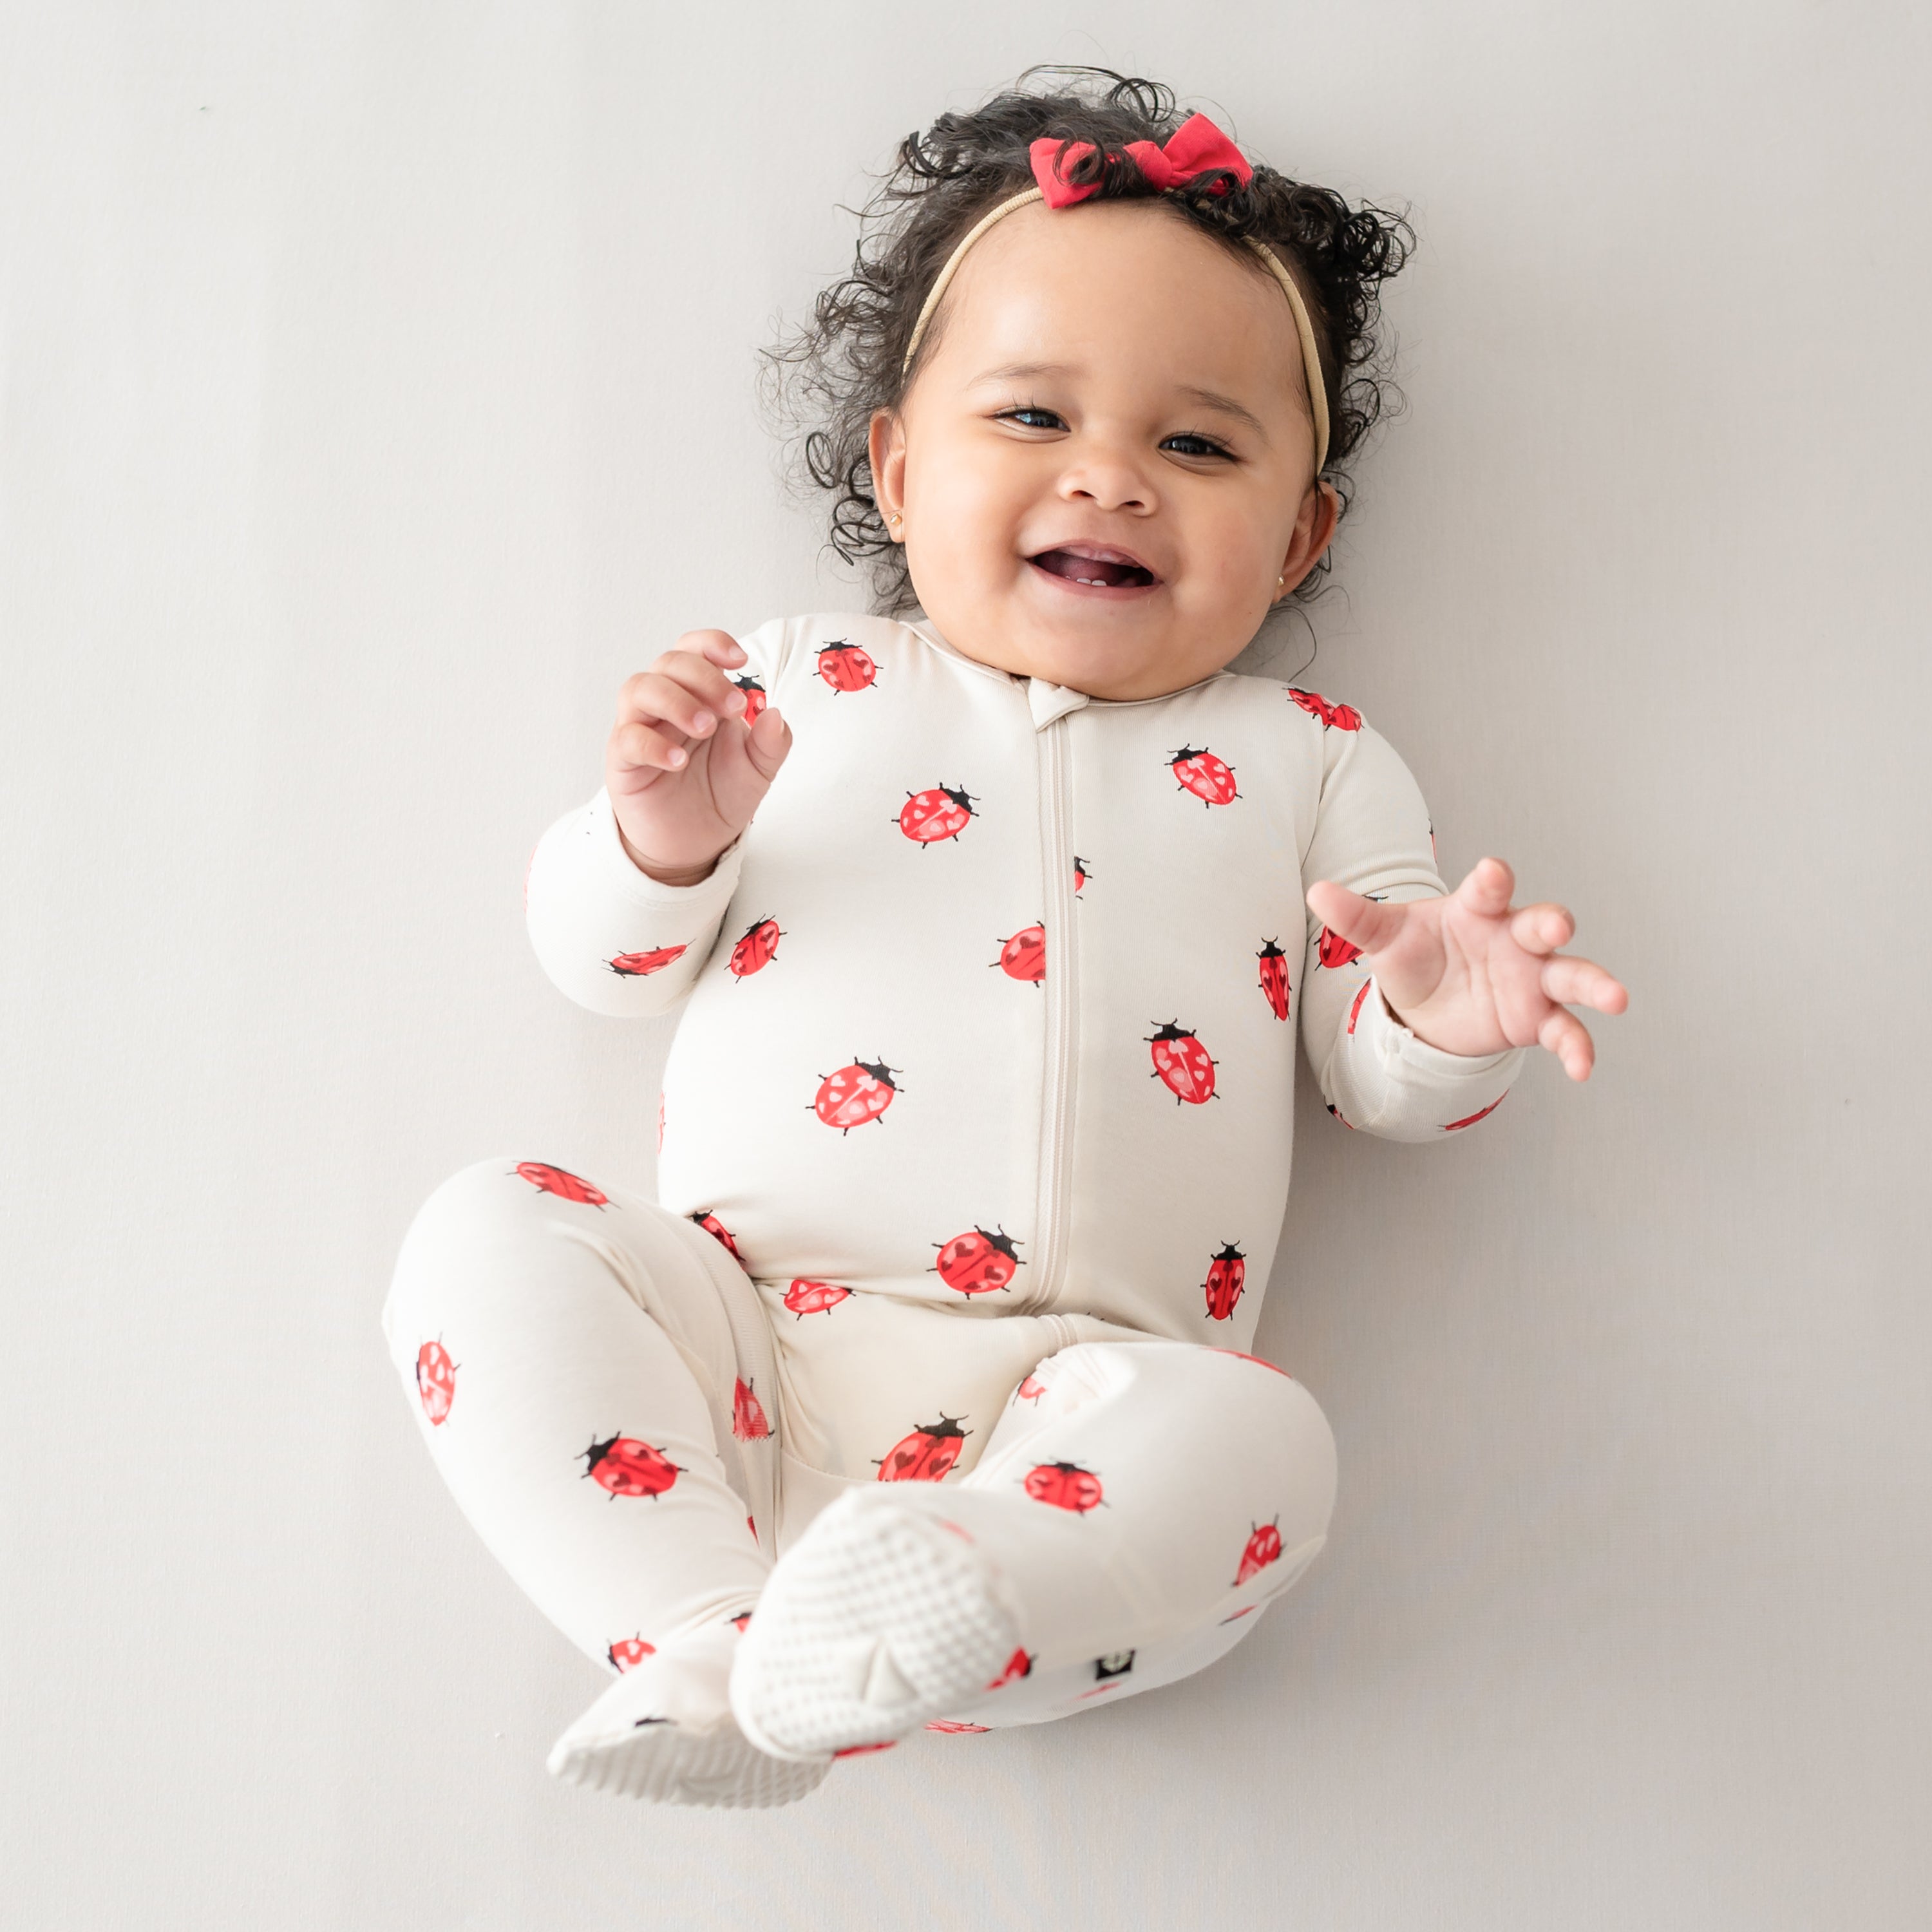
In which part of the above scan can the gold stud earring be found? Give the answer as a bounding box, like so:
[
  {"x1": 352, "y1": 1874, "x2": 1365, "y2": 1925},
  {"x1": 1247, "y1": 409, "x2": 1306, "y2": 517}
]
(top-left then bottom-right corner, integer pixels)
[{"x1": 888, "y1": 511, "x2": 904, "y2": 530}]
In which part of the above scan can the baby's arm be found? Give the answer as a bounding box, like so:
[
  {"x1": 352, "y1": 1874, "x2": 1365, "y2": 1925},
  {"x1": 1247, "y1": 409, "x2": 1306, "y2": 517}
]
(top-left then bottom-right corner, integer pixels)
[
  {"x1": 524, "y1": 624, "x2": 793, "y2": 1018},
  {"x1": 1295, "y1": 722, "x2": 1527, "y2": 1139}
]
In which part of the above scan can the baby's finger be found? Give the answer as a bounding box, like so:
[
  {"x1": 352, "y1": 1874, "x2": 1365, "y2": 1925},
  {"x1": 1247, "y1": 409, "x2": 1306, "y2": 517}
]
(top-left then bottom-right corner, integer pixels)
[
  {"x1": 1456, "y1": 856, "x2": 1516, "y2": 919},
  {"x1": 616, "y1": 667, "x2": 728, "y2": 742},
  {"x1": 677, "y1": 627, "x2": 746, "y2": 669},
  {"x1": 1305, "y1": 879, "x2": 1408, "y2": 954},
  {"x1": 1540, "y1": 954, "x2": 1629, "y2": 1014},
  {"x1": 1509, "y1": 902, "x2": 1575, "y2": 956},
  {"x1": 1537, "y1": 1004, "x2": 1595, "y2": 1081},
  {"x1": 741, "y1": 703, "x2": 792, "y2": 782},
  {"x1": 655, "y1": 647, "x2": 752, "y2": 721},
  {"x1": 611, "y1": 717, "x2": 693, "y2": 773}
]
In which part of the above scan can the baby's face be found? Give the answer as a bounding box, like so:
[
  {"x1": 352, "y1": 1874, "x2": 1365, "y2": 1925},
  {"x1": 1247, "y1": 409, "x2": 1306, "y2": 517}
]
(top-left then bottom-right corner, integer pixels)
[{"x1": 871, "y1": 199, "x2": 1339, "y2": 701}]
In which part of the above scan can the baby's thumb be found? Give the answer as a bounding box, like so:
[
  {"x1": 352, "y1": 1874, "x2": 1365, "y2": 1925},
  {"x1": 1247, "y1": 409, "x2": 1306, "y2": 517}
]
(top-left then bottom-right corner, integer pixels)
[{"x1": 742, "y1": 704, "x2": 793, "y2": 784}]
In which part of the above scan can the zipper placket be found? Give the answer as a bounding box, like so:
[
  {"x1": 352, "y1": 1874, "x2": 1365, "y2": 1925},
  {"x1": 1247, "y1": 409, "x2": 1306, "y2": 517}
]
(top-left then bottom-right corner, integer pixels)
[{"x1": 1030, "y1": 718, "x2": 1078, "y2": 1316}]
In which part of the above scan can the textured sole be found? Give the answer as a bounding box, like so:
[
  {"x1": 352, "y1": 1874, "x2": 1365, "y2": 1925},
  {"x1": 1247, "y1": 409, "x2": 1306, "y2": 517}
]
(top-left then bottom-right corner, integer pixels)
[
  {"x1": 729, "y1": 1489, "x2": 1023, "y2": 1759},
  {"x1": 546, "y1": 1712, "x2": 829, "y2": 1810}
]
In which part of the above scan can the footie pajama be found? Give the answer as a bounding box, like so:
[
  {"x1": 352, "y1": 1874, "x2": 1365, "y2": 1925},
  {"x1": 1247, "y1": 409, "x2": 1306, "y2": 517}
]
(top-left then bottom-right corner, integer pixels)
[{"x1": 386, "y1": 613, "x2": 1524, "y2": 1804}]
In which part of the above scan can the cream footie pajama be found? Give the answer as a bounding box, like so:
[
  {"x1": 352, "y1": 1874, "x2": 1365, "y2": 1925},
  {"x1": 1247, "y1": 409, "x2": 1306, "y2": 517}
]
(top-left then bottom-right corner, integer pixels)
[{"x1": 384, "y1": 612, "x2": 1525, "y2": 1806}]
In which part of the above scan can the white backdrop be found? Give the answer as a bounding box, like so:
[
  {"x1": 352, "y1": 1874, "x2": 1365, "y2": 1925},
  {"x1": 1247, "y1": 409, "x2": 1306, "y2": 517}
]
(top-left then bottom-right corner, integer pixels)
[{"x1": 5, "y1": 5, "x2": 1927, "y2": 1927}]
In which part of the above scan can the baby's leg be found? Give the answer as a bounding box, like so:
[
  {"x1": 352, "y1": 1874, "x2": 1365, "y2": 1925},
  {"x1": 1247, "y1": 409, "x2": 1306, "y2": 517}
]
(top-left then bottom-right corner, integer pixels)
[
  {"x1": 383, "y1": 1156, "x2": 818, "y2": 1806},
  {"x1": 729, "y1": 1341, "x2": 1334, "y2": 1753}
]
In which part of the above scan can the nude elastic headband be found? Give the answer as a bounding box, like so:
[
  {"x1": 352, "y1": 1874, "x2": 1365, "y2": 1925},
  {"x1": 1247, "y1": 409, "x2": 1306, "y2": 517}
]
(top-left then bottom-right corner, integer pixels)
[{"x1": 900, "y1": 113, "x2": 1331, "y2": 476}]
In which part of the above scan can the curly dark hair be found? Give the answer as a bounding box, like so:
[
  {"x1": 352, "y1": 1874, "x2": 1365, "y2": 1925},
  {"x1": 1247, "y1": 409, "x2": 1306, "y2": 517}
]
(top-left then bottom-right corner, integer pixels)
[{"x1": 761, "y1": 66, "x2": 1417, "y2": 620}]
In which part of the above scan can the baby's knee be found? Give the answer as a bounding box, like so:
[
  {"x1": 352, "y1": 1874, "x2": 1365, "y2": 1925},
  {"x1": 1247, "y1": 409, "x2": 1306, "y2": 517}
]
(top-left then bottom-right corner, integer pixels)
[{"x1": 382, "y1": 1155, "x2": 556, "y2": 1341}]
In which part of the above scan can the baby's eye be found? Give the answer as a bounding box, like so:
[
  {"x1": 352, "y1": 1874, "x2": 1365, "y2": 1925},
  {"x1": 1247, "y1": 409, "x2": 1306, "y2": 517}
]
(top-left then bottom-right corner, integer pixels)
[
  {"x1": 1161, "y1": 431, "x2": 1233, "y2": 460},
  {"x1": 997, "y1": 406, "x2": 1066, "y2": 431}
]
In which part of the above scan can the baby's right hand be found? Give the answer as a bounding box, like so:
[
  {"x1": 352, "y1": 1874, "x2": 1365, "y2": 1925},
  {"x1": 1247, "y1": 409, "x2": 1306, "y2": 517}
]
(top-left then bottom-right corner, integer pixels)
[{"x1": 605, "y1": 630, "x2": 793, "y2": 885}]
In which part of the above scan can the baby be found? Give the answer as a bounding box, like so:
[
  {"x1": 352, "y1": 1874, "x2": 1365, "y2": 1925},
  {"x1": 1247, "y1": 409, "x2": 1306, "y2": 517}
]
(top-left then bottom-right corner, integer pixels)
[{"x1": 384, "y1": 70, "x2": 1626, "y2": 1811}]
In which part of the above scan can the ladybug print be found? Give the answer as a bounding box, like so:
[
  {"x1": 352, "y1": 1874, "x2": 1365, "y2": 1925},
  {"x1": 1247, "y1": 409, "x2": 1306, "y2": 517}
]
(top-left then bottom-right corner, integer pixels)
[
  {"x1": 580, "y1": 1432, "x2": 684, "y2": 1500},
  {"x1": 1202, "y1": 1242, "x2": 1247, "y2": 1321},
  {"x1": 1023, "y1": 1461, "x2": 1105, "y2": 1513},
  {"x1": 606, "y1": 944, "x2": 688, "y2": 979},
  {"x1": 727, "y1": 916, "x2": 784, "y2": 979},
  {"x1": 1235, "y1": 1517, "x2": 1284, "y2": 1586},
  {"x1": 1256, "y1": 939, "x2": 1291, "y2": 1021},
  {"x1": 1443, "y1": 1095, "x2": 1507, "y2": 1133},
  {"x1": 730, "y1": 672, "x2": 766, "y2": 723},
  {"x1": 1347, "y1": 980, "x2": 1372, "y2": 1034},
  {"x1": 608, "y1": 1634, "x2": 656, "y2": 1673},
  {"x1": 1286, "y1": 687, "x2": 1365, "y2": 732},
  {"x1": 1014, "y1": 1373, "x2": 1047, "y2": 1405},
  {"x1": 809, "y1": 1056, "x2": 902, "y2": 1133},
  {"x1": 1073, "y1": 855, "x2": 1090, "y2": 895},
  {"x1": 896, "y1": 782, "x2": 978, "y2": 846},
  {"x1": 1167, "y1": 744, "x2": 1240, "y2": 806},
  {"x1": 992, "y1": 922, "x2": 1046, "y2": 985},
  {"x1": 925, "y1": 1719, "x2": 992, "y2": 1734},
  {"x1": 688, "y1": 1209, "x2": 742, "y2": 1260},
  {"x1": 746, "y1": 1517, "x2": 757, "y2": 1545},
  {"x1": 832, "y1": 1741, "x2": 897, "y2": 1757},
  {"x1": 514, "y1": 1161, "x2": 609, "y2": 1208},
  {"x1": 1146, "y1": 1021, "x2": 1218, "y2": 1105},
  {"x1": 731, "y1": 1376, "x2": 772, "y2": 1441},
  {"x1": 1208, "y1": 1348, "x2": 1293, "y2": 1378},
  {"x1": 874, "y1": 1414, "x2": 970, "y2": 1482},
  {"x1": 815, "y1": 639, "x2": 878, "y2": 693},
  {"x1": 985, "y1": 1646, "x2": 1034, "y2": 1690},
  {"x1": 931, "y1": 1225, "x2": 1025, "y2": 1296},
  {"x1": 783, "y1": 1277, "x2": 851, "y2": 1319},
  {"x1": 1316, "y1": 925, "x2": 1363, "y2": 971},
  {"x1": 415, "y1": 1339, "x2": 457, "y2": 1426},
  {"x1": 728, "y1": 1609, "x2": 753, "y2": 1629},
  {"x1": 1325, "y1": 1103, "x2": 1356, "y2": 1131}
]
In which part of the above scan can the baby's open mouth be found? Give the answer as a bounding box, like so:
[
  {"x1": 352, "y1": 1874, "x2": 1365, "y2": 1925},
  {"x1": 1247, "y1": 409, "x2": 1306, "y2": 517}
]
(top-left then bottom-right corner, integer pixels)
[{"x1": 1028, "y1": 545, "x2": 1160, "y2": 591}]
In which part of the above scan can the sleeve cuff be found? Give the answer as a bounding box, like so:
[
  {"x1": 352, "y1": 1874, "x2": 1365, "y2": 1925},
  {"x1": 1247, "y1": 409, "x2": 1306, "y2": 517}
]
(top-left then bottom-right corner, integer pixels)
[
  {"x1": 589, "y1": 788, "x2": 746, "y2": 913},
  {"x1": 1350, "y1": 976, "x2": 1528, "y2": 1085}
]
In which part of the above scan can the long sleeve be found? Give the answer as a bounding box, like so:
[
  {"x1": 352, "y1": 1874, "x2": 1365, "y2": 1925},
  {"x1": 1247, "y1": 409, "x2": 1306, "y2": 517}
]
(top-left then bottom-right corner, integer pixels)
[
  {"x1": 524, "y1": 788, "x2": 746, "y2": 1018},
  {"x1": 1294, "y1": 714, "x2": 1526, "y2": 1141}
]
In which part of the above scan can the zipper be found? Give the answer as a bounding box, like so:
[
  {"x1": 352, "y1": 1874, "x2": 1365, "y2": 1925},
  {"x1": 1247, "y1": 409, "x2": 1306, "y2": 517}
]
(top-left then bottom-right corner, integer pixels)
[{"x1": 1030, "y1": 719, "x2": 1078, "y2": 1316}]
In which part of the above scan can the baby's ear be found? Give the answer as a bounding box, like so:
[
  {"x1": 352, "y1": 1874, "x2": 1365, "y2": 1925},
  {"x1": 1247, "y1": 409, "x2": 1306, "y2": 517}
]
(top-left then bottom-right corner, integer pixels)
[{"x1": 867, "y1": 409, "x2": 908, "y2": 524}]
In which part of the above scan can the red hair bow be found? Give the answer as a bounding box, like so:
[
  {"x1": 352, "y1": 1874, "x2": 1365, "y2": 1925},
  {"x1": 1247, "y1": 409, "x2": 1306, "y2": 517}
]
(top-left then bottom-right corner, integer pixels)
[{"x1": 1028, "y1": 112, "x2": 1253, "y2": 209}]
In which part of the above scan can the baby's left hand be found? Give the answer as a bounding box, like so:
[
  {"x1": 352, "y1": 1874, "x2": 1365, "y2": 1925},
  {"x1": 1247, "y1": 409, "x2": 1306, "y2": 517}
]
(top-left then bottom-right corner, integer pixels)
[{"x1": 1305, "y1": 857, "x2": 1627, "y2": 1080}]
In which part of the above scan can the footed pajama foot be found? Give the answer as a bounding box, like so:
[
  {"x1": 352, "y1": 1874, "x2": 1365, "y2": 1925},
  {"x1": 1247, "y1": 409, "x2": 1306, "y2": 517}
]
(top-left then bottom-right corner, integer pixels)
[
  {"x1": 547, "y1": 1621, "x2": 830, "y2": 1810},
  {"x1": 728, "y1": 1488, "x2": 1024, "y2": 1759}
]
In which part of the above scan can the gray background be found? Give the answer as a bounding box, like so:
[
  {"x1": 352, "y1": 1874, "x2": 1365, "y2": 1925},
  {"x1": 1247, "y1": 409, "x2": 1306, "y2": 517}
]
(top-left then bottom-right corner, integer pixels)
[{"x1": 4, "y1": 3, "x2": 1926, "y2": 1927}]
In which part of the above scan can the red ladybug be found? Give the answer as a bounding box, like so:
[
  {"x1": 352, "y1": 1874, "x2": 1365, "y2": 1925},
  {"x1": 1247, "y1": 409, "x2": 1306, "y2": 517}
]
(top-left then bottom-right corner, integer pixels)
[
  {"x1": 783, "y1": 1278, "x2": 851, "y2": 1318},
  {"x1": 1168, "y1": 745, "x2": 1240, "y2": 806},
  {"x1": 1073, "y1": 856, "x2": 1090, "y2": 894},
  {"x1": 1208, "y1": 1347, "x2": 1293, "y2": 1378},
  {"x1": 1329, "y1": 702, "x2": 1364, "y2": 731},
  {"x1": 1325, "y1": 1103, "x2": 1355, "y2": 1130},
  {"x1": 514, "y1": 1161, "x2": 609, "y2": 1208},
  {"x1": 925, "y1": 1719, "x2": 992, "y2": 1734},
  {"x1": 1256, "y1": 939, "x2": 1291, "y2": 1021},
  {"x1": 688, "y1": 1209, "x2": 742, "y2": 1260},
  {"x1": 809, "y1": 1057, "x2": 902, "y2": 1133},
  {"x1": 1202, "y1": 1242, "x2": 1247, "y2": 1321},
  {"x1": 1443, "y1": 1095, "x2": 1507, "y2": 1132},
  {"x1": 1286, "y1": 686, "x2": 1365, "y2": 732},
  {"x1": 728, "y1": 1609, "x2": 753, "y2": 1628},
  {"x1": 580, "y1": 1432, "x2": 684, "y2": 1499},
  {"x1": 728, "y1": 916, "x2": 784, "y2": 979},
  {"x1": 732, "y1": 1376, "x2": 772, "y2": 1441},
  {"x1": 607, "y1": 1634, "x2": 656, "y2": 1672},
  {"x1": 931, "y1": 1225, "x2": 1024, "y2": 1296},
  {"x1": 746, "y1": 1518, "x2": 757, "y2": 1546},
  {"x1": 1014, "y1": 1373, "x2": 1047, "y2": 1404},
  {"x1": 415, "y1": 1339, "x2": 457, "y2": 1425},
  {"x1": 607, "y1": 944, "x2": 688, "y2": 978},
  {"x1": 1235, "y1": 1517, "x2": 1284, "y2": 1586},
  {"x1": 1023, "y1": 1461, "x2": 1105, "y2": 1513},
  {"x1": 896, "y1": 783, "x2": 978, "y2": 845},
  {"x1": 874, "y1": 1414, "x2": 970, "y2": 1482},
  {"x1": 730, "y1": 672, "x2": 766, "y2": 723},
  {"x1": 1316, "y1": 925, "x2": 1363, "y2": 971},
  {"x1": 1146, "y1": 1021, "x2": 1218, "y2": 1105},
  {"x1": 815, "y1": 639, "x2": 878, "y2": 692},
  {"x1": 992, "y1": 923, "x2": 1045, "y2": 984},
  {"x1": 833, "y1": 1741, "x2": 897, "y2": 1757},
  {"x1": 985, "y1": 1647, "x2": 1033, "y2": 1690},
  {"x1": 1347, "y1": 980, "x2": 1372, "y2": 1034}
]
